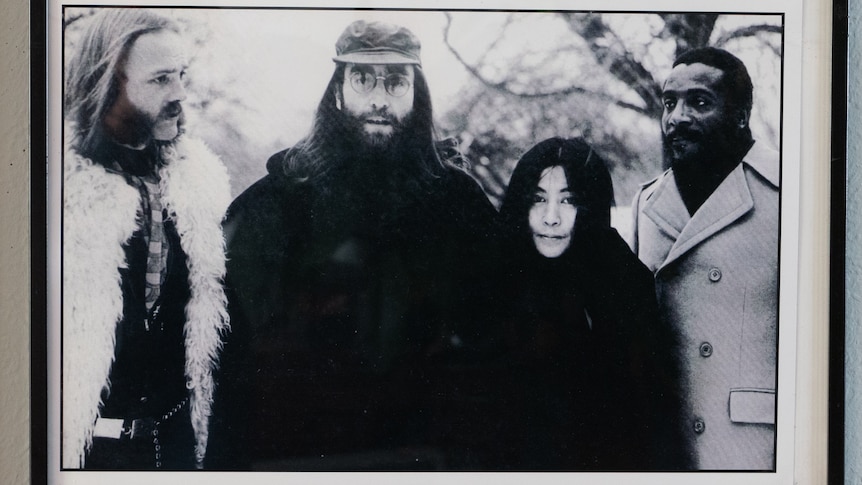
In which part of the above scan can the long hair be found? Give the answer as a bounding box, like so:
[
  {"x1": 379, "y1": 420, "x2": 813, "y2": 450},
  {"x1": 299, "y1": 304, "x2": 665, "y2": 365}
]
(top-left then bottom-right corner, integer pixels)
[
  {"x1": 499, "y1": 137, "x2": 614, "y2": 256},
  {"x1": 65, "y1": 9, "x2": 180, "y2": 159},
  {"x1": 274, "y1": 63, "x2": 445, "y2": 184}
]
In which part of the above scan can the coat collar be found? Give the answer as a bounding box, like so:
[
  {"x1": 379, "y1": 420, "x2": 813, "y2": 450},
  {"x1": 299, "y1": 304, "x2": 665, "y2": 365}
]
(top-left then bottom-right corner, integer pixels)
[
  {"x1": 742, "y1": 139, "x2": 780, "y2": 188},
  {"x1": 641, "y1": 140, "x2": 779, "y2": 267}
]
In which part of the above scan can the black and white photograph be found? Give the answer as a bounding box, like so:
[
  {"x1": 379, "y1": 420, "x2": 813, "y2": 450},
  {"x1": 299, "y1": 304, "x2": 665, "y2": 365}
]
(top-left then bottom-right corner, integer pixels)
[{"x1": 46, "y1": 2, "x2": 805, "y2": 483}]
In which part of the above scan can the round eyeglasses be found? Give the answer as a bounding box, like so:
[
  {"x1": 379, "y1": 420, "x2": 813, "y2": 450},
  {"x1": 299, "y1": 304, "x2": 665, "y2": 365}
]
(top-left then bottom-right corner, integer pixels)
[{"x1": 348, "y1": 71, "x2": 412, "y2": 98}]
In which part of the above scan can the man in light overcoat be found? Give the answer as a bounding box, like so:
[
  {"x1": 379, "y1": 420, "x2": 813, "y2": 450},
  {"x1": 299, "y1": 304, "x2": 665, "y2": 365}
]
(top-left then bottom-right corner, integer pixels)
[{"x1": 630, "y1": 47, "x2": 779, "y2": 470}]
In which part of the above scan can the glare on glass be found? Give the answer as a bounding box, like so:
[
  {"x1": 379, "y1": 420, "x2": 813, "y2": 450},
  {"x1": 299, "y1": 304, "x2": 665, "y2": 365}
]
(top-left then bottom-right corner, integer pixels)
[{"x1": 349, "y1": 71, "x2": 411, "y2": 97}]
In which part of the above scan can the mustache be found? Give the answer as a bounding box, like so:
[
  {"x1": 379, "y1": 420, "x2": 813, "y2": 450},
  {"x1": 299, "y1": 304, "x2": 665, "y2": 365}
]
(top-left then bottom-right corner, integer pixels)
[
  {"x1": 159, "y1": 101, "x2": 183, "y2": 120},
  {"x1": 664, "y1": 125, "x2": 702, "y2": 142},
  {"x1": 359, "y1": 109, "x2": 397, "y2": 123}
]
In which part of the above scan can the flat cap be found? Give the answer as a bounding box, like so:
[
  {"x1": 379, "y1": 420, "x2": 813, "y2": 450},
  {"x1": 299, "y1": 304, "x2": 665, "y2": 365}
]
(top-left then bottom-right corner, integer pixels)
[{"x1": 333, "y1": 20, "x2": 421, "y2": 65}]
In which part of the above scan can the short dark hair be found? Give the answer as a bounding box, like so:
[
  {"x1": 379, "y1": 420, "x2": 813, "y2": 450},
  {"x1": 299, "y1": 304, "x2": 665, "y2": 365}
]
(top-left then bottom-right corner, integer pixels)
[
  {"x1": 499, "y1": 137, "x2": 614, "y2": 252},
  {"x1": 672, "y1": 47, "x2": 753, "y2": 114}
]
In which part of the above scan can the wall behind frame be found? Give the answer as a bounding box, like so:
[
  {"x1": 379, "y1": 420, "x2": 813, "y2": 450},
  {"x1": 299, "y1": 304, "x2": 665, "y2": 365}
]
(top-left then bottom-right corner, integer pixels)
[
  {"x1": 0, "y1": 2, "x2": 851, "y2": 484},
  {"x1": 846, "y1": 0, "x2": 861, "y2": 481},
  {"x1": 0, "y1": 0, "x2": 30, "y2": 483}
]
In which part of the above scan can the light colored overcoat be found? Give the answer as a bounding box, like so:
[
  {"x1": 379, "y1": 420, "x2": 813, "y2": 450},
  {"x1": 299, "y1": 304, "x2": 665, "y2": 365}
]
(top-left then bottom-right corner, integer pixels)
[{"x1": 630, "y1": 141, "x2": 779, "y2": 470}]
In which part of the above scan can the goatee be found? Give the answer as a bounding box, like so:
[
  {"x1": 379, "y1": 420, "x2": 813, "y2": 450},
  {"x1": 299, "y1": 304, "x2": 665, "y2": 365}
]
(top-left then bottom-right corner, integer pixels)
[
  {"x1": 662, "y1": 120, "x2": 740, "y2": 171},
  {"x1": 663, "y1": 120, "x2": 752, "y2": 216}
]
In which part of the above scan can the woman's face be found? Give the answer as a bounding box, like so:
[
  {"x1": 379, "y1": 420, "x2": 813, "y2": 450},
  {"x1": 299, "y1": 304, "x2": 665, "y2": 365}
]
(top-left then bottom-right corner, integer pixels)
[{"x1": 529, "y1": 165, "x2": 577, "y2": 258}]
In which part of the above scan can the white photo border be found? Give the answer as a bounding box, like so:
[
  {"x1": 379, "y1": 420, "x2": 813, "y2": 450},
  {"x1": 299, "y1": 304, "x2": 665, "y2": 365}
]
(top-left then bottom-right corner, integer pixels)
[{"x1": 46, "y1": 1, "x2": 806, "y2": 484}]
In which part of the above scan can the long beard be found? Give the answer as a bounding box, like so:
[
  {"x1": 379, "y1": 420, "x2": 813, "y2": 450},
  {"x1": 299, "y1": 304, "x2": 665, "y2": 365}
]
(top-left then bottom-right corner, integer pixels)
[{"x1": 324, "y1": 113, "x2": 424, "y2": 216}]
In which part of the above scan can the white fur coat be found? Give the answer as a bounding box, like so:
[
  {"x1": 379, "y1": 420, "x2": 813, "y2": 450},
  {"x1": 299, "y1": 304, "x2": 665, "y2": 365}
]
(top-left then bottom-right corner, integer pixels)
[{"x1": 62, "y1": 137, "x2": 231, "y2": 469}]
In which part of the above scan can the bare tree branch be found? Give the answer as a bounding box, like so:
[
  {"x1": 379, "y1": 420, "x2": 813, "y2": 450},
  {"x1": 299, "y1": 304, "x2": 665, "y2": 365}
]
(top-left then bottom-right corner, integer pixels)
[
  {"x1": 714, "y1": 24, "x2": 783, "y2": 57},
  {"x1": 474, "y1": 13, "x2": 516, "y2": 66},
  {"x1": 714, "y1": 24, "x2": 783, "y2": 46},
  {"x1": 559, "y1": 12, "x2": 664, "y2": 117},
  {"x1": 63, "y1": 8, "x2": 96, "y2": 29},
  {"x1": 658, "y1": 13, "x2": 719, "y2": 55},
  {"x1": 441, "y1": 13, "x2": 652, "y2": 117}
]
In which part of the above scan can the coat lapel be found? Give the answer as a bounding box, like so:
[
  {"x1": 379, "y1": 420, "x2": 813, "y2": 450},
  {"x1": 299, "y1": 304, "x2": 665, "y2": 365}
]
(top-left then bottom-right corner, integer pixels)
[
  {"x1": 644, "y1": 164, "x2": 754, "y2": 269},
  {"x1": 642, "y1": 173, "x2": 690, "y2": 240}
]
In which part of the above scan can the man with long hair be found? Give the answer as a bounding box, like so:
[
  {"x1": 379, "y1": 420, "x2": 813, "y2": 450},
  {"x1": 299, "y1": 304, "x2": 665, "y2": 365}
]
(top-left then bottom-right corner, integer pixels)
[
  {"x1": 630, "y1": 47, "x2": 779, "y2": 469},
  {"x1": 207, "y1": 20, "x2": 498, "y2": 470},
  {"x1": 63, "y1": 8, "x2": 231, "y2": 469}
]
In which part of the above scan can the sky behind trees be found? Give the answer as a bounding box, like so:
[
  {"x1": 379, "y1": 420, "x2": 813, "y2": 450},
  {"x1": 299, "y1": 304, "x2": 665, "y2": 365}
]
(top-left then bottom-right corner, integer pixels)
[{"x1": 64, "y1": 8, "x2": 782, "y2": 223}]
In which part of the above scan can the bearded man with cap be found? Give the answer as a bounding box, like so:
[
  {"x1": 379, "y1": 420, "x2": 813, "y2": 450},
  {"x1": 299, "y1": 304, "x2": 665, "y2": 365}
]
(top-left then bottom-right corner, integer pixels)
[{"x1": 205, "y1": 20, "x2": 499, "y2": 470}]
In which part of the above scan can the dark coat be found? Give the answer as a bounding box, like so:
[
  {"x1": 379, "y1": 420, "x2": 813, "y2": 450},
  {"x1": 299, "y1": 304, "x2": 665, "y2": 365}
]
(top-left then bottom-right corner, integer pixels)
[
  {"x1": 487, "y1": 137, "x2": 690, "y2": 470},
  {"x1": 206, "y1": 148, "x2": 500, "y2": 470},
  {"x1": 490, "y1": 226, "x2": 690, "y2": 471}
]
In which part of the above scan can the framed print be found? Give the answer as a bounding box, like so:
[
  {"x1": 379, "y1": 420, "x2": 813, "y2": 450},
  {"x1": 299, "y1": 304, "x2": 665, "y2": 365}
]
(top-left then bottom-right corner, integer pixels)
[{"x1": 40, "y1": 0, "x2": 829, "y2": 484}]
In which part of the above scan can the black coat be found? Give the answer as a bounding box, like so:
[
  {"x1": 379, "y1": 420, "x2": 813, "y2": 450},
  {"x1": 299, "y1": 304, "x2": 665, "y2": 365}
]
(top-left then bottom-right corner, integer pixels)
[
  {"x1": 206, "y1": 149, "x2": 500, "y2": 470},
  {"x1": 489, "y1": 226, "x2": 691, "y2": 470}
]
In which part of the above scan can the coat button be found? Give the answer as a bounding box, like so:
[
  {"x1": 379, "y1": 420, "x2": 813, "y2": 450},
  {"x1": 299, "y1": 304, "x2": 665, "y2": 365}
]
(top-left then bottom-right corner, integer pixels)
[
  {"x1": 693, "y1": 418, "x2": 706, "y2": 434},
  {"x1": 699, "y1": 342, "x2": 713, "y2": 357},
  {"x1": 708, "y1": 267, "x2": 722, "y2": 282}
]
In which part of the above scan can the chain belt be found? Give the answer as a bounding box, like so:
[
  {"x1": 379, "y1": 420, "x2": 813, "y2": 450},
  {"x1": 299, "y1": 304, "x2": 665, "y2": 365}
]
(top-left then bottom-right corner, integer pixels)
[{"x1": 92, "y1": 397, "x2": 189, "y2": 468}]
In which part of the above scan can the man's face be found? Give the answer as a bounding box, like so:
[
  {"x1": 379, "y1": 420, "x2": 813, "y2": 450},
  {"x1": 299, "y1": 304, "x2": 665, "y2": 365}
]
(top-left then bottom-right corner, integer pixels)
[
  {"x1": 341, "y1": 63, "x2": 415, "y2": 147},
  {"x1": 661, "y1": 62, "x2": 736, "y2": 167},
  {"x1": 110, "y1": 30, "x2": 188, "y2": 144}
]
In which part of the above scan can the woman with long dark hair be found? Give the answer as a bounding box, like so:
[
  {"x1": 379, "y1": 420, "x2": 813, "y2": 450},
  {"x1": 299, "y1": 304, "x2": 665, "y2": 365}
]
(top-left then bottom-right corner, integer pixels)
[{"x1": 495, "y1": 137, "x2": 689, "y2": 470}]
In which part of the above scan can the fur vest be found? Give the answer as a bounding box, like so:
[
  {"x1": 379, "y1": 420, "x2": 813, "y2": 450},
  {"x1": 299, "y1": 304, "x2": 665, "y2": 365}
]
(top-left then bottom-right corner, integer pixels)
[{"x1": 62, "y1": 136, "x2": 231, "y2": 468}]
